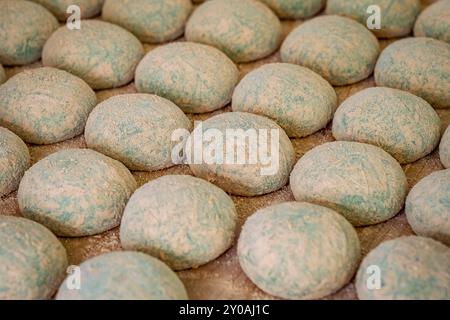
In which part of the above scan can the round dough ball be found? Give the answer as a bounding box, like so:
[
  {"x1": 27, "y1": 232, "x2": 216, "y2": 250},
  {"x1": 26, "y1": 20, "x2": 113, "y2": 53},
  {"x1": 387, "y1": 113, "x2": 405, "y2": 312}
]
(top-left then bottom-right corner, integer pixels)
[
  {"x1": 281, "y1": 15, "x2": 380, "y2": 86},
  {"x1": 290, "y1": 141, "x2": 408, "y2": 226},
  {"x1": 414, "y1": 0, "x2": 450, "y2": 44},
  {"x1": 30, "y1": 0, "x2": 104, "y2": 20},
  {"x1": 135, "y1": 42, "x2": 239, "y2": 113},
  {"x1": 18, "y1": 149, "x2": 137, "y2": 237},
  {"x1": 259, "y1": 0, "x2": 325, "y2": 19},
  {"x1": 406, "y1": 170, "x2": 450, "y2": 246},
  {"x1": 356, "y1": 236, "x2": 450, "y2": 300},
  {"x1": 85, "y1": 94, "x2": 191, "y2": 171},
  {"x1": 0, "y1": 127, "x2": 30, "y2": 197},
  {"x1": 42, "y1": 20, "x2": 144, "y2": 90},
  {"x1": 232, "y1": 63, "x2": 337, "y2": 138},
  {"x1": 120, "y1": 175, "x2": 237, "y2": 270},
  {"x1": 56, "y1": 251, "x2": 188, "y2": 300},
  {"x1": 0, "y1": 64, "x2": 5, "y2": 84},
  {"x1": 326, "y1": 0, "x2": 420, "y2": 38},
  {"x1": 0, "y1": 0, "x2": 58, "y2": 65},
  {"x1": 440, "y1": 125, "x2": 450, "y2": 168},
  {"x1": 0, "y1": 67, "x2": 97, "y2": 144},
  {"x1": 102, "y1": 0, "x2": 192, "y2": 43},
  {"x1": 185, "y1": 0, "x2": 282, "y2": 62},
  {"x1": 375, "y1": 37, "x2": 450, "y2": 109},
  {"x1": 238, "y1": 202, "x2": 361, "y2": 300},
  {"x1": 0, "y1": 216, "x2": 68, "y2": 300},
  {"x1": 186, "y1": 112, "x2": 295, "y2": 196},
  {"x1": 332, "y1": 87, "x2": 441, "y2": 164}
]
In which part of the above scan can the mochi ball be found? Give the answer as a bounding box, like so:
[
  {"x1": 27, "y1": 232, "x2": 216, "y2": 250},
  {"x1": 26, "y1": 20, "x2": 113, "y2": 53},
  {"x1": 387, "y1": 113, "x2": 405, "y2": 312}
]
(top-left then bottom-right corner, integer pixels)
[
  {"x1": 356, "y1": 236, "x2": 450, "y2": 300},
  {"x1": 238, "y1": 202, "x2": 360, "y2": 299},
  {"x1": 18, "y1": 149, "x2": 137, "y2": 237},
  {"x1": 290, "y1": 141, "x2": 408, "y2": 226},
  {"x1": 102, "y1": 0, "x2": 192, "y2": 43},
  {"x1": 30, "y1": 0, "x2": 104, "y2": 20},
  {"x1": 232, "y1": 63, "x2": 337, "y2": 138},
  {"x1": 120, "y1": 175, "x2": 237, "y2": 270},
  {"x1": 185, "y1": 0, "x2": 282, "y2": 62},
  {"x1": 135, "y1": 42, "x2": 239, "y2": 113},
  {"x1": 440, "y1": 124, "x2": 450, "y2": 168},
  {"x1": 0, "y1": 67, "x2": 97, "y2": 144},
  {"x1": 281, "y1": 15, "x2": 380, "y2": 86},
  {"x1": 42, "y1": 20, "x2": 144, "y2": 90},
  {"x1": 375, "y1": 37, "x2": 450, "y2": 109},
  {"x1": 0, "y1": 0, "x2": 58, "y2": 65},
  {"x1": 56, "y1": 251, "x2": 188, "y2": 300},
  {"x1": 259, "y1": 0, "x2": 326, "y2": 19},
  {"x1": 0, "y1": 127, "x2": 30, "y2": 197},
  {"x1": 332, "y1": 87, "x2": 441, "y2": 164},
  {"x1": 414, "y1": 0, "x2": 450, "y2": 44},
  {"x1": 0, "y1": 216, "x2": 68, "y2": 300}
]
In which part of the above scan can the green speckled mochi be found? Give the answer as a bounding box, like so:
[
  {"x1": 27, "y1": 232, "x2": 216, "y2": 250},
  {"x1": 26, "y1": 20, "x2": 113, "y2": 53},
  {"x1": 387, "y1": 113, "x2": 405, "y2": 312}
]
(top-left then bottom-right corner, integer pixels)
[
  {"x1": 0, "y1": 216, "x2": 68, "y2": 300},
  {"x1": 186, "y1": 112, "x2": 295, "y2": 196},
  {"x1": 102, "y1": 0, "x2": 192, "y2": 43},
  {"x1": 290, "y1": 141, "x2": 408, "y2": 226},
  {"x1": 185, "y1": 0, "x2": 282, "y2": 62},
  {"x1": 440, "y1": 125, "x2": 450, "y2": 168},
  {"x1": 414, "y1": 0, "x2": 450, "y2": 44},
  {"x1": 0, "y1": 0, "x2": 58, "y2": 65},
  {"x1": 85, "y1": 94, "x2": 191, "y2": 171},
  {"x1": 56, "y1": 251, "x2": 188, "y2": 300},
  {"x1": 0, "y1": 65, "x2": 5, "y2": 84},
  {"x1": 232, "y1": 63, "x2": 337, "y2": 138},
  {"x1": 326, "y1": 0, "x2": 420, "y2": 38},
  {"x1": 0, "y1": 128, "x2": 30, "y2": 197},
  {"x1": 259, "y1": 0, "x2": 326, "y2": 19},
  {"x1": 30, "y1": 0, "x2": 104, "y2": 20},
  {"x1": 120, "y1": 175, "x2": 237, "y2": 270},
  {"x1": 18, "y1": 149, "x2": 137, "y2": 237},
  {"x1": 135, "y1": 42, "x2": 239, "y2": 113},
  {"x1": 356, "y1": 236, "x2": 450, "y2": 300},
  {"x1": 42, "y1": 20, "x2": 144, "y2": 90},
  {"x1": 0, "y1": 67, "x2": 96, "y2": 144},
  {"x1": 332, "y1": 87, "x2": 441, "y2": 164},
  {"x1": 406, "y1": 170, "x2": 450, "y2": 246},
  {"x1": 375, "y1": 37, "x2": 450, "y2": 109},
  {"x1": 238, "y1": 202, "x2": 360, "y2": 300},
  {"x1": 281, "y1": 15, "x2": 380, "y2": 86}
]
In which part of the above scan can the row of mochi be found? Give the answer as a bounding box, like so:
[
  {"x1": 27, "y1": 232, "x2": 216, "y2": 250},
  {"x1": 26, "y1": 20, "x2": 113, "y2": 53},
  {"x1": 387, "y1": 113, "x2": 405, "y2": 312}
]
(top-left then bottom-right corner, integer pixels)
[
  {"x1": 1, "y1": 197, "x2": 449, "y2": 300},
  {"x1": 1, "y1": 1, "x2": 449, "y2": 105}
]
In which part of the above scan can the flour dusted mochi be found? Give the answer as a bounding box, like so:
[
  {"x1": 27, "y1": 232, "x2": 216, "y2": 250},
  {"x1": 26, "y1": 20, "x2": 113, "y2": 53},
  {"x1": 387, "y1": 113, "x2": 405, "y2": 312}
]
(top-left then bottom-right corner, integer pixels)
[
  {"x1": 30, "y1": 0, "x2": 104, "y2": 20},
  {"x1": 406, "y1": 170, "x2": 450, "y2": 246},
  {"x1": 18, "y1": 149, "x2": 137, "y2": 237},
  {"x1": 0, "y1": 65, "x2": 5, "y2": 84},
  {"x1": 0, "y1": 0, "x2": 58, "y2": 65},
  {"x1": 440, "y1": 125, "x2": 450, "y2": 168},
  {"x1": 290, "y1": 141, "x2": 408, "y2": 226},
  {"x1": 135, "y1": 42, "x2": 239, "y2": 113},
  {"x1": 281, "y1": 15, "x2": 380, "y2": 86},
  {"x1": 102, "y1": 0, "x2": 192, "y2": 43},
  {"x1": 259, "y1": 0, "x2": 326, "y2": 19},
  {"x1": 120, "y1": 175, "x2": 237, "y2": 270},
  {"x1": 56, "y1": 251, "x2": 188, "y2": 300},
  {"x1": 414, "y1": 0, "x2": 450, "y2": 44},
  {"x1": 232, "y1": 63, "x2": 337, "y2": 138},
  {"x1": 186, "y1": 112, "x2": 295, "y2": 196},
  {"x1": 0, "y1": 67, "x2": 96, "y2": 144},
  {"x1": 185, "y1": 0, "x2": 282, "y2": 62},
  {"x1": 375, "y1": 38, "x2": 450, "y2": 109},
  {"x1": 85, "y1": 94, "x2": 191, "y2": 171},
  {"x1": 42, "y1": 20, "x2": 144, "y2": 90},
  {"x1": 356, "y1": 236, "x2": 450, "y2": 300},
  {"x1": 332, "y1": 87, "x2": 441, "y2": 164},
  {"x1": 326, "y1": 0, "x2": 421, "y2": 38},
  {"x1": 0, "y1": 216, "x2": 68, "y2": 300},
  {"x1": 238, "y1": 202, "x2": 360, "y2": 299},
  {"x1": 0, "y1": 128, "x2": 30, "y2": 197}
]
